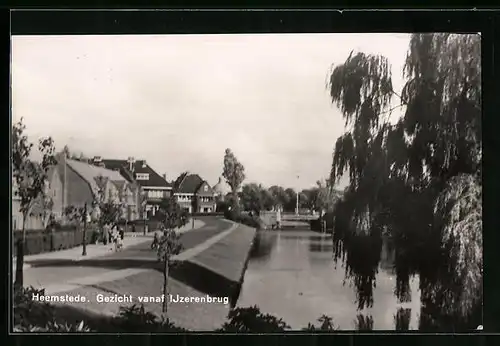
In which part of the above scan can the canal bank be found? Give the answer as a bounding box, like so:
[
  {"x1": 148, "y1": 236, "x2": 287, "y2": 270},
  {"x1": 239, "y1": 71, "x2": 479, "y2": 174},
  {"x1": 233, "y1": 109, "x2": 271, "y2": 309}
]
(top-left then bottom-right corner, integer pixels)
[
  {"x1": 42, "y1": 219, "x2": 258, "y2": 331},
  {"x1": 182, "y1": 222, "x2": 257, "y2": 308}
]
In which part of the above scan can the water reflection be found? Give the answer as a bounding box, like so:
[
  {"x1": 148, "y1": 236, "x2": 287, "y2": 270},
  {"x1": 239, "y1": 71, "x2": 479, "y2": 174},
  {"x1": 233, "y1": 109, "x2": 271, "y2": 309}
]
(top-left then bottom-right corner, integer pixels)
[
  {"x1": 394, "y1": 307, "x2": 411, "y2": 331},
  {"x1": 237, "y1": 229, "x2": 421, "y2": 330}
]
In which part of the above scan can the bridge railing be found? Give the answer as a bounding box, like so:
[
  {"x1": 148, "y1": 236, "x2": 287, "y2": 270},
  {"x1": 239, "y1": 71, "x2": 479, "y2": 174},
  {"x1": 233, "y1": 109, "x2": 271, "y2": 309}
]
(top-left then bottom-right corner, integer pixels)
[{"x1": 281, "y1": 214, "x2": 320, "y2": 221}]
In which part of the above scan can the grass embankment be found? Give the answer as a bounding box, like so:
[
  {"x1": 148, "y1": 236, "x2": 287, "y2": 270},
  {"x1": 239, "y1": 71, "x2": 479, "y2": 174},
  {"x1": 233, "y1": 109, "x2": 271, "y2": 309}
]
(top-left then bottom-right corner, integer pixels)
[{"x1": 32, "y1": 220, "x2": 257, "y2": 331}]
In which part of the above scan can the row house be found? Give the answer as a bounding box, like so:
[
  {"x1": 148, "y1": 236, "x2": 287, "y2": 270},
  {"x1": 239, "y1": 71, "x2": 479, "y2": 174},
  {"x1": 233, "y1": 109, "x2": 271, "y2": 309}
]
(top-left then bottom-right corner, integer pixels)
[
  {"x1": 57, "y1": 154, "x2": 140, "y2": 222},
  {"x1": 12, "y1": 166, "x2": 64, "y2": 231},
  {"x1": 101, "y1": 157, "x2": 172, "y2": 219},
  {"x1": 174, "y1": 174, "x2": 216, "y2": 213}
]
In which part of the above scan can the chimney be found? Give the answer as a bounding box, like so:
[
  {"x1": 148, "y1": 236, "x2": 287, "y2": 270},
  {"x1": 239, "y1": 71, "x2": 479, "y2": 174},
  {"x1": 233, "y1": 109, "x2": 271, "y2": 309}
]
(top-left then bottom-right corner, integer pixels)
[
  {"x1": 127, "y1": 157, "x2": 135, "y2": 172},
  {"x1": 218, "y1": 177, "x2": 222, "y2": 184},
  {"x1": 142, "y1": 160, "x2": 147, "y2": 168},
  {"x1": 162, "y1": 173, "x2": 167, "y2": 181}
]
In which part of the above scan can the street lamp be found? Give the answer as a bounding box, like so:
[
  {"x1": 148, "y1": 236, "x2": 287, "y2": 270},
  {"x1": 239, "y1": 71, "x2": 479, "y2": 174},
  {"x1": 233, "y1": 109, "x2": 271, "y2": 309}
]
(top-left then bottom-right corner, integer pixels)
[
  {"x1": 142, "y1": 190, "x2": 148, "y2": 236},
  {"x1": 82, "y1": 203, "x2": 88, "y2": 256},
  {"x1": 296, "y1": 175, "x2": 300, "y2": 215}
]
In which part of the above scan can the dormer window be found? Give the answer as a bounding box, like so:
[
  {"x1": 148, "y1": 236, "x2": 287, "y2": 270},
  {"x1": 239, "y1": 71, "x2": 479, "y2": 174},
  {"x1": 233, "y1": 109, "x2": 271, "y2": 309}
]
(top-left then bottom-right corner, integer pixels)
[{"x1": 136, "y1": 173, "x2": 149, "y2": 181}]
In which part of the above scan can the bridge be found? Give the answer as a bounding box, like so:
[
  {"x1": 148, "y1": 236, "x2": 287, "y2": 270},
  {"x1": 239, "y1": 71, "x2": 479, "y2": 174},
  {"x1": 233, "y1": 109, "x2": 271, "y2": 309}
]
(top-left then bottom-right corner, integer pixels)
[{"x1": 258, "y1": 211, "x2": 321, "y2": 229}]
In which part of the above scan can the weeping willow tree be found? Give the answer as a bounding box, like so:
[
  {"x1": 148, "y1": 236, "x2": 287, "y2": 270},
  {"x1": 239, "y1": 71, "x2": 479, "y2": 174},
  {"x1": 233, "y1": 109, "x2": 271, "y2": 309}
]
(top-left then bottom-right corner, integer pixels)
[{"x1": 328, "y1": 33, "x2": 481, "y2": 330}]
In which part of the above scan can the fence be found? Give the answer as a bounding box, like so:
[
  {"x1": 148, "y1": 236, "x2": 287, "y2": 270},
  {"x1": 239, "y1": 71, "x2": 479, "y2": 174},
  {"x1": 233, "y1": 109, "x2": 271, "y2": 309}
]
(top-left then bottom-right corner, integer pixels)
[{"x1": 12, "y1": 226, "x2": 99, "y2": 256}]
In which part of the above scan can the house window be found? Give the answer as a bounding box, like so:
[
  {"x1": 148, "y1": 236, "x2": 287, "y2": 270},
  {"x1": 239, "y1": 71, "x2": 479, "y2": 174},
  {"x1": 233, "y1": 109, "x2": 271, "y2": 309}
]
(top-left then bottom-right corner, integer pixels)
[
  {"x1": 147, "y1": 190, "x2": 163, "y2": 199},
  {"x1": 136, "y1": 173, "x2": 149, "y2": 180}
]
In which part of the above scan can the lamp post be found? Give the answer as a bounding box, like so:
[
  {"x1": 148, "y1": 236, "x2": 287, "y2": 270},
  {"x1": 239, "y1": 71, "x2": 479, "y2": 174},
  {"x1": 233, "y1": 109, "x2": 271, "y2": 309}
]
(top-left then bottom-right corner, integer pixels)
[
  {"x1": 142, "y1": 191, "x2": 148, "y2": 236},
  {"x1": 82, "y1": 203, "x2": 88, "y2": 256},
  {"x1": 296, "y1": 175, "x2": 300, "y2": 216}
]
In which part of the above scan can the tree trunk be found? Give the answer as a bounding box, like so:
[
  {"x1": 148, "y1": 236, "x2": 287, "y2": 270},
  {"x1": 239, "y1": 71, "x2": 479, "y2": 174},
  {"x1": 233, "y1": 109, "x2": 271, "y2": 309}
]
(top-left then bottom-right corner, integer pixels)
[
  {"x1": 162, "y1": 258, "x2": 169, "y2": 316},
  {"x1": 14, "y1": 214, "x2": 27, "y2": 289},
  {"x1": 143, "y1": 208, "x2": 147, "y2": 235}
]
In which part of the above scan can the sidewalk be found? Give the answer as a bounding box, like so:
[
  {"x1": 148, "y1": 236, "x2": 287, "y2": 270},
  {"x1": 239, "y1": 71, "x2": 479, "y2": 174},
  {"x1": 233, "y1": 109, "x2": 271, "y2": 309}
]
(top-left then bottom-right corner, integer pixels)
[
  {"x1": 12, "y1": 236, "x2": 149, "y2": 273},
  {"x1": 13, "y1": 219, "x2": 206, "y2": 272},
  {"x1": 36, "y1": 221, "x2": 237, "y2": 296}
]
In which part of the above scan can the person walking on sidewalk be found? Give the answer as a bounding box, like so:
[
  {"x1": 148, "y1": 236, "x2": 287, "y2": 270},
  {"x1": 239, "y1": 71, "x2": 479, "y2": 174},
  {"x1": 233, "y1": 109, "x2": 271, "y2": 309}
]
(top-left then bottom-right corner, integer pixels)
[
  {"x1": 151, "y1": 226, "x2": 163, "y2": 250},
  {"x1": 111, "y1": 227, "x2": 119, "y2": 252},
  {"x1": 102, "y1": 223, "x2": 110, "y2": 246}
]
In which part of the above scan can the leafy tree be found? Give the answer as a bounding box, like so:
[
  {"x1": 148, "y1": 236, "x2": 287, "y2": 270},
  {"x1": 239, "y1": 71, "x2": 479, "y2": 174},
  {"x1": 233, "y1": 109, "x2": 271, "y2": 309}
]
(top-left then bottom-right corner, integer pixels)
[
  {"x1": 222, "y1": 149, "x2": 245, "y2": 213},
  {"x1": 283, "y1": 188, "x2": 297, "y2": 212},
  {"x1": 138, "y1": 189, "x2": 148, "y2": 234},
  {"x1": 155, "y1": 197, "x2": 188, "y2": 316},
  {"x1": 260, "y1": 187, "x2": 275, "y2": 211},
  {"x1": 317, "y1": 179, "x2": 340, "y2": 213},
  {"x1": 302, "y1": 315, "x2": 338, "y2": 331},
  {"x1": 327, "y1": 33, "x2": 481, "y2": 329},
  {"x1": 40, "y1": 194, "x2": 55, "y2": 229},
  {"x1": 63, "y1": 205, "x2": 87, "y2": 226},
  {"x1": 219, "y1": 306, "x2": 290, "y2": 332},
  {"x1": 93, "y1": 175, "x2": 125, "y2": 226},
  {"x1": 298, "y1": 190, "x2": 310, "y2": 210},
  {"x1": 240, "y1": 183, "x2": 263, "y2": 214},
  {"x1": 12, "y1": 118, "x2": 57, "y2": 288},
  {"x1": 268, "y1": 185, "x2": 288, "y2": 210}
]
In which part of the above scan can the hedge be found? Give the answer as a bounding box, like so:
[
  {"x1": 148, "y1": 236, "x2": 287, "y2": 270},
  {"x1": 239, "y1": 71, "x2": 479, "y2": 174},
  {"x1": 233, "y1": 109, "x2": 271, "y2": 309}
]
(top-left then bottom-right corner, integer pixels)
[
  {"x1": 191, "y1": 212, "x2": 224, "y2": 217},
  {"x1": 223, "y1": 209, "x2": 260, "y2": 229},
  {"x1": 12, "y1": 227, "x2": 99, "y2": 256}
]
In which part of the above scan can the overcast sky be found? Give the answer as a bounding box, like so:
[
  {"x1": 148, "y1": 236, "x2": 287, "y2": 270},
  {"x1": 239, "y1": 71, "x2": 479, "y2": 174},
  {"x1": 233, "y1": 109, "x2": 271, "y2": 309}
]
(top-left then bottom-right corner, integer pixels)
[{"x1": 12, "y1": 33, "x2": 410, "y2": 190}]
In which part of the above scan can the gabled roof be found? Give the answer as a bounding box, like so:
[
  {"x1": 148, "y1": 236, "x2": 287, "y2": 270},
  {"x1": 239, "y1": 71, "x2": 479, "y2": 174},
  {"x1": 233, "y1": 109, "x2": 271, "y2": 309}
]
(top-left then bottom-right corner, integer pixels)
[
  {"x1": 196, "y1": 181, "x2": 215, "y2": 195},
  {"x1": 66, "y1": 159, "x2": 127, "y2": 197},
  {"x1": 176, "y1": 174, "x2": 205, "y2": 194},
  {"x1": 102, "y1": 159, "x2": 172, "y2": 188}
]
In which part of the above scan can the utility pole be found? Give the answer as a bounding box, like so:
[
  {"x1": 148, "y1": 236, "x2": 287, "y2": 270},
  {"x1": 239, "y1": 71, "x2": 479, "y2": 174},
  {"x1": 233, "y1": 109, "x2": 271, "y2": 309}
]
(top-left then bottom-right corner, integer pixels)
[
  {"x1": 82, "y1": 203, "x2": 87, "y2": 256},
  {"x1": 296, "y1": 175, "x2": 299, "y2": 215}
]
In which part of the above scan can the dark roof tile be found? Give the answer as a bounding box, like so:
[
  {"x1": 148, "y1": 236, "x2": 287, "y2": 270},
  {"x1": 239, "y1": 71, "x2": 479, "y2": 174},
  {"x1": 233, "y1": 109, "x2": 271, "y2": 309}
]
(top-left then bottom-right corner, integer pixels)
[
  {"x1": 177, "y1": 174, "x2": 205, "y2": 194},
  {"x1": 102, "y1": 159, "x2": 172, "y2": 188}
]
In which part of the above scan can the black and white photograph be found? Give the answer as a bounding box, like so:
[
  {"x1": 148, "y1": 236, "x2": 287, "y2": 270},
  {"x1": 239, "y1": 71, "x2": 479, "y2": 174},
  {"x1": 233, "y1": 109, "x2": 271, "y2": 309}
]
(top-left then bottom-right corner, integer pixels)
[{"x1": 11, "y1": 31, "x2": 482, "y2": 332}]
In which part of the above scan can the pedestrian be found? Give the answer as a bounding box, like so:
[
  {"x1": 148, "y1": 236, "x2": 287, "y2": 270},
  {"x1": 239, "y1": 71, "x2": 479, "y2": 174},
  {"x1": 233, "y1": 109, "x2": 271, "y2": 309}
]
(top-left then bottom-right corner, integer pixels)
[
  {"x1": 110, "y1": 223, "x2": 118, "y2": 243},
  {"x1": 111, "y1": 228, "x2": 119, "y2": 252},
  {"x1": 102, "y1": 223, "x2": 109, "y2": 246},
  {"x1": 276, "y1": 208, "x2": 282, "y2": 230},
  {"x1": 151, "y1": 226, "x2": 163, "y2": 250},
  {"x1": 116, "y1": 228, "x2": 124, "y2": 251}
]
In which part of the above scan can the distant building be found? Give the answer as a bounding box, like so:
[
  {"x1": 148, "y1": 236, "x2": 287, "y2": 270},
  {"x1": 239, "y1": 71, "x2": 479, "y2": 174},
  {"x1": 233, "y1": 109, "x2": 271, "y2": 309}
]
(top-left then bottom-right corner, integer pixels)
[
  {"x1": 101, "y1": 158, "x2": 173, "y2": 219},
  {"x1": 212, "y1": 176, "x2": 231, "y2": 199},
  {"x1": 174, "y1": 174, "x2": 216, "y2": 213}
]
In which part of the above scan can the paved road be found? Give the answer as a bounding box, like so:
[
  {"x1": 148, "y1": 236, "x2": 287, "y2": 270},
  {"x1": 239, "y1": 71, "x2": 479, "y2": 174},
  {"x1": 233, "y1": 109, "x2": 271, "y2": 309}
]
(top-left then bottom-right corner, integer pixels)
[{"x1": 22, "y1": 216, "x2": 233, "y2": 290}]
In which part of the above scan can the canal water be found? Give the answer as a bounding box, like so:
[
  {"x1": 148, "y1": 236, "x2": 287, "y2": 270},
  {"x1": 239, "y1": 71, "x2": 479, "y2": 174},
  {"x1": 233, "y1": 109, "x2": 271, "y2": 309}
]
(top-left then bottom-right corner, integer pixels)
[{"x1": 237, "y1": 229, "x2": 421, "y2": 330}]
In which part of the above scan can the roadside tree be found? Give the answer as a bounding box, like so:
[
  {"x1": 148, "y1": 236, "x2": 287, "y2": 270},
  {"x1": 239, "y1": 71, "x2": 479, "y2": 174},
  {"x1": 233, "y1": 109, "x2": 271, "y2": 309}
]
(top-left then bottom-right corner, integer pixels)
[
  {"x1": 12, "y1": 118, "x2": 57, "y2": 288},
  {"x1": 155, "y1": 197, "x2": 188, "y2": 317}
]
